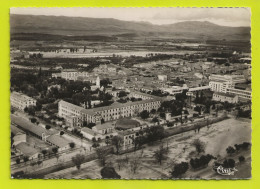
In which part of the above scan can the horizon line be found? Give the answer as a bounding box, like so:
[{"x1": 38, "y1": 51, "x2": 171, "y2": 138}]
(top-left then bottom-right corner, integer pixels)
[{"x1": 10, "y1": 13, "x2": 250, "y2": 28}]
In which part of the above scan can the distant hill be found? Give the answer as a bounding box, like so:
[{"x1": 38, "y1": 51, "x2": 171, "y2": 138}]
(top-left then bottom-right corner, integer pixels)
[{"x1": 10, "y1": 14, "x2": 251, "y2": 41}]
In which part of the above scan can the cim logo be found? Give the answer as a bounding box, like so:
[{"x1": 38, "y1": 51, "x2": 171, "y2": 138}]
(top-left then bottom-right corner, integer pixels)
[{"x1": 213, "y1": 165, "x2": 238, "y2": 176}]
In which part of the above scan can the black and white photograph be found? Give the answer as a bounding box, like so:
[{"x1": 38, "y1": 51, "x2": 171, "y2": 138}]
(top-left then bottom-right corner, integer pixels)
[{"x1": 10, "y1": 7, "x2": 251, "y2": 179}]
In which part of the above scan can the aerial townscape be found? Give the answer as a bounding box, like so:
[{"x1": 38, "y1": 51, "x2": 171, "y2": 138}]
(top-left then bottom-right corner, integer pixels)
[{"x1": 10, "y1": 8, "x2": 251, "y2": 179}]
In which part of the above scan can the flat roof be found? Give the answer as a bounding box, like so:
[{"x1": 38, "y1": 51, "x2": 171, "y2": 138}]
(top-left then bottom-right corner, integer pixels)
[
  {"x1": 11, "y1": 92, "x2": 35, "y2": 101},
  {"x1": 81, "y1": 127, "x2": 96, "y2": 136},
  {"x1": 11, "y1": 115, "x2": 58, "y2": 136},
  {"x1": 16, "y1": 142, "x2": 39, "y2": 157},
  {"x1": 94, "y1": 122, "x2": 114, "y2": 130},
  {"x1": 46, "y1": 135, "x2": 71, "y2": 148}
]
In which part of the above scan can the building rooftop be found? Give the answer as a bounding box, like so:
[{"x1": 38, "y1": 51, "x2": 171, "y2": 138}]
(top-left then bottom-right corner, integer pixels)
[
  {"x1": 16, "y1": 142, "x2": 39, "y2": 157},
  {"x1": 214, "y1": 92, "x2": 237, "y2": 98},
  {"x1": 128, "y1": 89, "x2": 159, "y2": 99},
  {"x1": 93, "y1": 98, "x2": 161, "y2": 112},
  {"x1": 11, "y1": 124, "x2": 25, "y2": 135},
  {"x1": 60, "y1": 96, "x2": 162, "y2": 117},
  {"x1": 11, "y1": 115, "x2": 58, "y2": 136},
  {"x1": 115, "y1": 118, "x2": 140, "y2": 130},
  {"x1": 81, "y1": 127, "x2": 97, "y2": 136},
  {"x1": 235, "y1": 83, "x2": 251, "y2": 91},
  {"x1": 11, "y1": 92, "x2": 35, "y2": 101},
  {"x1": 94, "y1": 122, "x2": 114, "y2": 130},
  {"x1": 46, "y1": 135, "x2": 71, "y2": 148},
  {"x1": 62, "y1": 69, "x2": 78, "y2": 72},
  {"x1": 118, "y1": 129, "x2": 137, "y2": 136}
]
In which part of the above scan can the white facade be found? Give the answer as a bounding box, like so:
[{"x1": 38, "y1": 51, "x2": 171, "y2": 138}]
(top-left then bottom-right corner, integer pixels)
[
  {"x1": 61, "y1": 70, "x2": 88, "y2": 81},
  {"x1": 61, "y1": 70, "x2": 78, "y2": 81},
  {"x1": 58, "y1": 98, "x2": 161, "y2": 127},
  {"x1": 226, "y1": 88, "x2": 251, "y2": 100},
  {"x1": 119, "y1": 131, "x2": 137, "y2": 150},
  {"x1": 10, "y1": 92, "x2": 36, "y2": 110},
  {"x1": 158, "y1": 75, "x2": 168, "y2": 81},
  {"x1": 209, "y1": 74, "x2": 246, "y2": 93},
  {"x1": 212, "y1": 92, "x2": 238, "y2": 104},
  {"x1": 209, "y1": 81, "x2": 232, "y2": 93}
]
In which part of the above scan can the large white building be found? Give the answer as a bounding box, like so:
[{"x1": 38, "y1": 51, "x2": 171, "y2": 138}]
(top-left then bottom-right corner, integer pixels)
[
  {"x1": 61, "y1": 69, "x2": 88, "y2": 81},
  {"x1": 226, "y1": 88, "x2": 251, "y2": 100},
  {"x1": 209, "y1": 74, "x2": 246, "y2": 93},
  {"x1": 10, "y1": 92, "x2": 37, "y2": 110},
  {"x1": 58, "y1": 97, "x2": 161, "y2": 127},
  {"x1": 212, "y1": 92, "x2": 238, "y2": 104},
  {"x1": 209, "y1": 81, "x2": 232, "y2": 93}
]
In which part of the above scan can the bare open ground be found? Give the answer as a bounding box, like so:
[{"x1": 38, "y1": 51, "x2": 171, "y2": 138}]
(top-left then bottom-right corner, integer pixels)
[{"x1": 44, "y1": 118, "x2": 251, "y2": 179}]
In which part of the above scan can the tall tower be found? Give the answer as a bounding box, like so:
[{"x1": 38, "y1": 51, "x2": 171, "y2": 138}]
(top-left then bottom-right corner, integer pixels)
[{"x1": 96, "y1": 76, "x2": 100, "y2": 88}]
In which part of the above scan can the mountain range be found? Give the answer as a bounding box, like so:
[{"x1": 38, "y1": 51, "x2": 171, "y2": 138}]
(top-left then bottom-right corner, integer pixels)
[{"x1": 10, "y1": 14, "x2": 251, "y2": 41}]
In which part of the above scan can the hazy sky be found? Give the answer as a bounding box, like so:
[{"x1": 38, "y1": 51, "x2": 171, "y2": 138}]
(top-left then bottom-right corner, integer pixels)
[{"x1": 10, "y1": 7, "x2": 251, "y2": 27}]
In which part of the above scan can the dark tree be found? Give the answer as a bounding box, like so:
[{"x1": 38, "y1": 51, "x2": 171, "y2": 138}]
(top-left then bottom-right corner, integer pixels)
[
  {"x1": 190, "y1": 154, "x2": 215, "y2": 169},
  {"x1": 72, "y1": 154, "x2": 85, "y2": 170},
  {"x1": 30, "y1": 118, "x2": 37, "y2": 124},
  {"x1": 45, "y1": 125, "x2": 51, "y2": 130},
  {"x1": 41, "y1": 149, "x2": 47, "y2": 158},
  {"x1": 105, "y1": 136, "x2": 110, "y2": 146},
  {"x1": 16, "y1": 158, "x2": 21, "y2": 164},
  {"x1": 170, "y1": 162, "x2": 189, "y2": 178},
  {"x1": 23, "y1": 156, "x2": 29, "y2": 164},
  {"x1": 52, "y1": 147, "x2": 58, "y2": 154},
  {"x1": 152, "y1": 117, "x2": 159, "y2": 123},
  {"x1": 92, "y1": 142, "x2": 100, "y2": 148},
  {"x1": 118, "y1": 91, "x2": 128, "y2": 98},
  {"x1": 226, "y1": 146, "x2": 236, "y2": 155},
  {"x1": 26, "y1": 106, "x2": 36, "y2": 116},
  {"x1": 159, "y1": 112, "x2": 165, "y2": 119},
  {"x1": 100, "y1": 167, "x2": 121, "y2": 179},
  {"x1": 223, "y1": 159, "x2": 236, "y2": 168},
  {"x1": 96, "y1": 147, "x2": 108, "y2": 167},
  {"x1": 145, "y1": 125, "x2": 165, "y2": 143},
  {"x1": 69, "y1": 142, "x2": 75, "y2": 149},
  {"x1": 130, "y1": 157, "x2": 140, "y2": 174},
  {"x1": 239, "y1": 156, "x2": 245, "y2": 163},
  {"x1": 154, "y1": 145, "x2": 167, "y2": 165},
  {"x1": 111, "y1": 136, "x2": 123, "y2": 154},
  {"x1": 139, "y1": 110, "x2": 149, "y2": 119},
  {"x1": 192, "y1": 139, "x2": 205, "y2": 155}
]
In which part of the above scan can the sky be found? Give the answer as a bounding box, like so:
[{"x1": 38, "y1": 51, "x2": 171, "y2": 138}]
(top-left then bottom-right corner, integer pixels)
[{"x1": 10, "y1": 7, "x2": 251, "y2": 27}]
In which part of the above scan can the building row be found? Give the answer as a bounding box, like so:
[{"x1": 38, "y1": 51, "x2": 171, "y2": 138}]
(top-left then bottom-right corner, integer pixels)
[
  {"x1": 11, "y1": 115, "x2": 72, "y2": 154},
  {"x1": 58, "y1": 97, "x2": 161, "y2": 127},
  {"x1": 61, "y1": 69, "x2": 89, "y2": 81}
]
